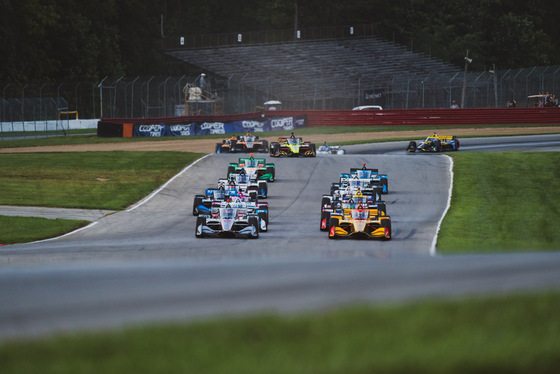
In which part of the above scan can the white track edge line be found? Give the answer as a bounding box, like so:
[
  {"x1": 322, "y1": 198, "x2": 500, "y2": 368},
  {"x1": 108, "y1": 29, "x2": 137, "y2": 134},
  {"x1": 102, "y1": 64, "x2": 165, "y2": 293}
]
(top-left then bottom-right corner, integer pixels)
[
  {"x1": 430, "y1": 155, "x2": 454, "y2": 256},
  {"x1": 26, "y1": 154, "x2": 212, "y2": 245},
  {"x1": 126, "y1": 153, "x2": 212, "y2": 212},
  {"x1": 31, "y1": 221, "x2": 99, "y2": 244}
]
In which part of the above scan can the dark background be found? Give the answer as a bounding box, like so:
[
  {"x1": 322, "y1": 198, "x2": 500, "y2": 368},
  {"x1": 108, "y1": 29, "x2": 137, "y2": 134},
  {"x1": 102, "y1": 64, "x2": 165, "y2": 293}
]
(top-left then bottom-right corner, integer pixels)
[{"x1": 1, "y1": 0, "x2": 559, "y2": 84}]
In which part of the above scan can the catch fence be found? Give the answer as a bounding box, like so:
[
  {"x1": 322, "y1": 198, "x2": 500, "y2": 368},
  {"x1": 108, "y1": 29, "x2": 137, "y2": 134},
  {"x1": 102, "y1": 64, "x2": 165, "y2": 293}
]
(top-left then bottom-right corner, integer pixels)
[{"x1": 1, "y1": 66, "x2": 559, "y2": 132}]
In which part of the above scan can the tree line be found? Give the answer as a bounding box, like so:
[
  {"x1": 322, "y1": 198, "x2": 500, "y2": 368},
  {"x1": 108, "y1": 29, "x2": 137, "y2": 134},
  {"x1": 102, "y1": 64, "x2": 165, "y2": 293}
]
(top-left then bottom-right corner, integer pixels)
[{"x1": 1, "y1": 0, "x2": 559, "y2": 84}]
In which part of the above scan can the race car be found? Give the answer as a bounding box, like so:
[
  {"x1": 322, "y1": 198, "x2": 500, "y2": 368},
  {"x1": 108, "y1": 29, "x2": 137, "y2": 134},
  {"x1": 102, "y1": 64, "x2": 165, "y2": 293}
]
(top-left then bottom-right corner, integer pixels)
[
  {"x1": 407, "y1": 133, "x2": 460, "y2": 152},
  {"x1": 223, "y1": 171, "x2": 268, "y2": 199},
  {"x1": 227, "y1": 154, "x2": 275, "y2": 182},
  {"x1": 192, "y1": 185, "x2": 240, "y2": 216},
  {"x1": 320, "y1": 189, "x2": 387, "y2": 231},
  {"x1": 331, "y1": 164, "x2": 388, "y2": 194},
  {"x1": 327, "y1": 196, "x2": 391, "y2": 240},
  {"x1": 216, "y1": 133, "x2": 269, "y2": 153},
  {"x1": 195, "y1": 201, "x2": 260, "y2": 238},
  {"x1": 193, "y1": 187, "x2": 269, "y2": 230},
  {"x1": 269, "y1": 133, "x2": 316, "y2": 157},
  {"x1": 316, "y1": 143, "x2": 346, "y2": 155}
]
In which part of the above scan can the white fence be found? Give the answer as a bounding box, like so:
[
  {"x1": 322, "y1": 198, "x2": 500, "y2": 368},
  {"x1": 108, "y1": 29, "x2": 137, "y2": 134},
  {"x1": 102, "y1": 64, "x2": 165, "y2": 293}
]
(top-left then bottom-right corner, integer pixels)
[{"x1": 0, "y1": 119, "x2": 98, "y2": 134}]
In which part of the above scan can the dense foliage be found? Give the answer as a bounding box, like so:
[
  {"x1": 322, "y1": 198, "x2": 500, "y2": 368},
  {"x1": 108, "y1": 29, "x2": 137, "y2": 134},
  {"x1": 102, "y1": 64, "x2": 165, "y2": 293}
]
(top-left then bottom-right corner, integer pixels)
[{"x1": 1, "y1": 0, "x2": 559, "y2": 84}]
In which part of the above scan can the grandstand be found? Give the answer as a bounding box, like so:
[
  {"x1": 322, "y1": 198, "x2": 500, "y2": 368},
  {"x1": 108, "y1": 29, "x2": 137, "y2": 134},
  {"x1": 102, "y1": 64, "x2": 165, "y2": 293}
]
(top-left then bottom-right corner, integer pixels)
[{"x1": 168, "y1": 36, "x2": 462, "y2": 111}]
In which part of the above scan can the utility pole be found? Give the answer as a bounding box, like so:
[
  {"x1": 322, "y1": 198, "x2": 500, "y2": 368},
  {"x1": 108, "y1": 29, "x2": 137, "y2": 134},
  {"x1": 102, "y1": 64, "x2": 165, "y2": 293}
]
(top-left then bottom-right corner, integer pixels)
[
  {"x1": 98, "y1": 76, "x2": 108, "y2": 119},
  {"x1": 294, "y1": 0, "x2": 299, "y2": 39},
  {"x1": 461, "y1": 50, "x2": 472, "y2": 108},
  {"x1": 492, "y1": 64, "x2": 498, "y2": 108}
]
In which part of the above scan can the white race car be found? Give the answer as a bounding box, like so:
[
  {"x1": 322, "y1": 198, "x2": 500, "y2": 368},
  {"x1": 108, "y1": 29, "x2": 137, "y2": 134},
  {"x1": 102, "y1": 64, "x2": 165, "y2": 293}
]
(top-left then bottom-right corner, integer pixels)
[
  {"x1": 195, "y1": 200, "x2": 261, "y2": 238},
  {"x1": 317, "y1": 143, "x2": 346, "y2": 155}
]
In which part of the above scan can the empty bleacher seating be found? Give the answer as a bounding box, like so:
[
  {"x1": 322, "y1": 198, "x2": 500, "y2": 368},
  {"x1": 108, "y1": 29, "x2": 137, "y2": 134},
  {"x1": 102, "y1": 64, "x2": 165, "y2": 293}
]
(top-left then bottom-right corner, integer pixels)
[{"x1": 168, "y1": 37, "x2": 461, "y2": 109}]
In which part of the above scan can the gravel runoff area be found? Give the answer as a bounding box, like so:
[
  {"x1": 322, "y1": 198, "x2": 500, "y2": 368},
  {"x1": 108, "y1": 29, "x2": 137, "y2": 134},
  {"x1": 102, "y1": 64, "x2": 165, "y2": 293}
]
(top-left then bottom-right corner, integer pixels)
[{"x1": 1, "y1": 126, "x2": 560, "y2": 154}]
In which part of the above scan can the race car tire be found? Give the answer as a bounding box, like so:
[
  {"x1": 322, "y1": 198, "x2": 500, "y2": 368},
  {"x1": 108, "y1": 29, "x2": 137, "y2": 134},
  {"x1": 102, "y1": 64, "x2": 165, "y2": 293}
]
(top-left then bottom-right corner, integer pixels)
[
  {"x1": 269, "y1": 142, "x2": 279, "y2": 157},
  {"x1": 261, "y1": 140, "x2": 269, "y2": 153},
  {"x1": 380, "y1": 218, "x2": 392, "y2": 240},
  {"x1": 377, "y1": 202, "x2": 387, "y2": 216},
  {"x1": 309, "y1": 143, "x2": 317, "y2": 157},
  {"x1": 248, "y1": 217, "x2": 259, "y2": 238},
  {"x1": 220, "y1": 145, "x2": 229, "y2": 153},
  {"x1": 320, "y1": 210, "x2": 331, "y2": 231},
  {"x1": 258, "y1": 181, "x2": 268, "y2": 198},
  {"x1": 328, "y1": 217, "x2": 340, "y2": 239},
  {"x1": 227, "y1": 165, "x2": 236, "y2": 178},
  {"x1": 229, "y1": 140, "x2": 237, "y2": 152},
  {"x1": 266, "y1": 166, "x2": 275, "y2": 182},
  {"x1": 215, "y1": 143, "x2": 222, "y2": 153},
  {"x1": 248, "y1": 191, "x2": 258, "y2": 201},
  {"x1": 247, "y1": 185, "x2": 259, "y2": 201},
  {"x1": 258, "y1": 211, "x2": 268, "y2": 232},
  {"x1": 381, "y1": 179, "x2": 389, "y2": 194},
  {"x1": 330, "y1": 183, "x2": 340, "y2": 195},
  {"x1": 193, "y1": 195, "x2": 205, "y2": 216},
  {"x1": 195, "y1": 217, "x2": 206, "y2": 238},
  {"x1": 321, "y1": 196, "x2": 331, "y2": 208},
  {"x1": 455, "y1": 139, "x2": 460, "y2": 151},
  {"x1": 407, "y1": 141, "x2": 417, "y2": 152}
]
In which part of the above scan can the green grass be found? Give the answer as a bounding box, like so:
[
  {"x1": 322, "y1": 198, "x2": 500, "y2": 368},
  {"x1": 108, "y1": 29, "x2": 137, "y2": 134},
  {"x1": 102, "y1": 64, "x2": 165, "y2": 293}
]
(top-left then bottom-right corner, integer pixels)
[
  {"x1": 0, "y1": 215, "x2": 89, "y2": 245},
  {"x1": 437, "y1": 152, "x2": 560, "y2": 253},
  {"x1": 0, "y1": 292, "x2": 558, "y2": 373},
  {"x1": 0, "y1": 151, "x2": 204, "y2": 210}
]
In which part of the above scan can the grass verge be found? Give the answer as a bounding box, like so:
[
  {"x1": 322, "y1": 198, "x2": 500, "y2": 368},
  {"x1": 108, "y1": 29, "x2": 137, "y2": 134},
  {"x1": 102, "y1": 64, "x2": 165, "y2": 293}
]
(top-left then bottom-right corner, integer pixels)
[
  {"x1": 0, "y1": 216, "x2": 89, "y2": 245},
  {"x1": 0, "y1": 292, "x2": 558, "y2": 373},
  {"x1": 437, "y1": 152, "x2": 560, "y2": 253},
  {"x1": 0, "y1": 151, "x2": 204, "y2": 210}
]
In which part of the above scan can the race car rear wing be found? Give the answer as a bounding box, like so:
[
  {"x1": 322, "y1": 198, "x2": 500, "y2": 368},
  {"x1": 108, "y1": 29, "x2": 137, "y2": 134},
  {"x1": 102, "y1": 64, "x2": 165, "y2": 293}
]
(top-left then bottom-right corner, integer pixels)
[
  {"x1": 349, "y1": 168, "x2": 379, "y2": 174},
  {"x1": 435, "y1": 135, "x2": 456, "y2": 140},
  {"x1": 205, "y1": 188, "x2": 238, "y2": 197},
  {"x1": 238, "y1": 157, "x2": 267, "y2": 165}
]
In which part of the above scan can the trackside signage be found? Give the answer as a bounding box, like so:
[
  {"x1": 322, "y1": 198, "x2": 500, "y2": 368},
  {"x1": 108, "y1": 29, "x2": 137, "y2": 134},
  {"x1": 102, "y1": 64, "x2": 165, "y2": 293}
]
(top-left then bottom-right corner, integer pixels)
[{"x1": 131, "y1": 115, "x2": 305, "y2": 137}]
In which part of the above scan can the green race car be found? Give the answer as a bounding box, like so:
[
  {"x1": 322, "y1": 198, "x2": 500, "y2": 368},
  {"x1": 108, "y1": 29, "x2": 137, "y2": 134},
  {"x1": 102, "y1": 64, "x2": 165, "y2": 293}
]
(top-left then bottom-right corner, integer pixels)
[{"x1": 227, "y1": 153, "x2": 276, "y2": 182}]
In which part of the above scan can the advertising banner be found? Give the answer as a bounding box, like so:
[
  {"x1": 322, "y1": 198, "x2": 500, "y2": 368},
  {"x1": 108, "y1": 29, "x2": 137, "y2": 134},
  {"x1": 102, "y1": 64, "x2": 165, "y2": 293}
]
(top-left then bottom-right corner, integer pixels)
[{"x1": 132, "y1": 115, "x2": 306, "y2": 137}]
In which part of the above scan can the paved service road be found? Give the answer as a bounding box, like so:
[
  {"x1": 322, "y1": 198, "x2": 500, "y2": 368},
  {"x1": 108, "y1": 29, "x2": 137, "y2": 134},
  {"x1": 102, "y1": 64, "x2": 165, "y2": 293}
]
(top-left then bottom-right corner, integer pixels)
[{"x1": 1, "y1": 136, "x2": 560, "y2": 341}]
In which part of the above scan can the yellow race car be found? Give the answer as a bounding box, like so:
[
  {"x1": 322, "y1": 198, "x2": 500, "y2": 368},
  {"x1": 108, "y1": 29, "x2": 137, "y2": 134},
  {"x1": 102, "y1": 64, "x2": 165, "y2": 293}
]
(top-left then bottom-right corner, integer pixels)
[
  {"x1": 269, "y1": 133, "x2": 316, "y2": 157},
  {"x1": 407, "y1": 133, "x2": 460, "y2": 152},
  {"x1": 328, "y1": 191, "x2": 391, "y2": 240}
]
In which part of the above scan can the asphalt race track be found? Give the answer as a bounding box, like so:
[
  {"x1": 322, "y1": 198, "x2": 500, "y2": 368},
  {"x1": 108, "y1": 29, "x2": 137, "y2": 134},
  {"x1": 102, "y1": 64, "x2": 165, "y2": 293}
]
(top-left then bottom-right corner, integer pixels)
[{"x1": 1, "y1": 134, "x2": 560, "y2": 340}]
